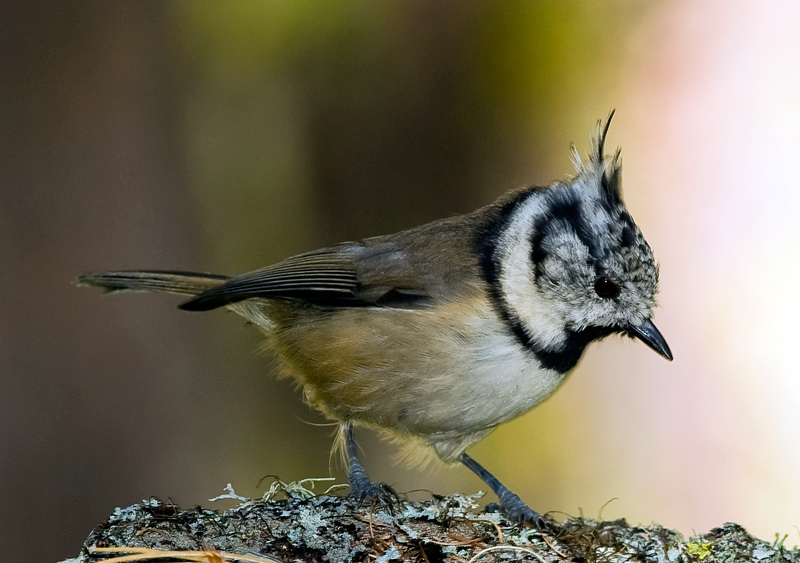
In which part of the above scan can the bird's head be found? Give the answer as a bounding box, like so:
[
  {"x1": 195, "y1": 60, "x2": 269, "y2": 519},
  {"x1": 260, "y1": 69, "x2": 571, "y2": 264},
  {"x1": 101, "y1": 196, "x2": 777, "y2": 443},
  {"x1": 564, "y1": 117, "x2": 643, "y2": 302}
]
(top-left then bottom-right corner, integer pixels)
[{"x1": 487, "y1": 113, "x2": 671, "y2": 371}]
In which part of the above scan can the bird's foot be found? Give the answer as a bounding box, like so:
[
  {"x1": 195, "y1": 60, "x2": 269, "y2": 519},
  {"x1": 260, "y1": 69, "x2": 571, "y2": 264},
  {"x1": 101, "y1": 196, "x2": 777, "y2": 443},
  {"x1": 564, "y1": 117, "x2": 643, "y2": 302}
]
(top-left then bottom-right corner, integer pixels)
[
  {"x1": 345, "y1": 423, "x2": 399, "y2": 507},
  {"x1": 348, "y1": 470, "x2": 399, "y2": 509},
  {"x1": 459, "y1": 452, "x2": 558, "y2": 532},
  {"x1": 487, "y1": 492, "x2": 558, "y2": 532}
]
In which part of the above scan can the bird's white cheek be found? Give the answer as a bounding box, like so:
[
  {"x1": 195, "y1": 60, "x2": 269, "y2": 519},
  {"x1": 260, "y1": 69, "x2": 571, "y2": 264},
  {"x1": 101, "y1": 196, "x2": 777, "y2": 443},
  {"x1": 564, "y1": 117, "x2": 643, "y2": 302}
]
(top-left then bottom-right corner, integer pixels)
[
  {"x1": 497, "y1": 200, "x2": 567, "y2": 349},
  {"x1": 501, "y1": 273, "x2": 566, "y2": 348}
]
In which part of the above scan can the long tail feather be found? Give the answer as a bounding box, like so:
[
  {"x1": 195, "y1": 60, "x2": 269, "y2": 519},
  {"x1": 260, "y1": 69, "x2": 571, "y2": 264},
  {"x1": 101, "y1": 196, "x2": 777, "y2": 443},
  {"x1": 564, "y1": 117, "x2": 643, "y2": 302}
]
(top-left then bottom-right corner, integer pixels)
[{"x1": 74, "y1": 270, "x2": 229, "y2": 296}]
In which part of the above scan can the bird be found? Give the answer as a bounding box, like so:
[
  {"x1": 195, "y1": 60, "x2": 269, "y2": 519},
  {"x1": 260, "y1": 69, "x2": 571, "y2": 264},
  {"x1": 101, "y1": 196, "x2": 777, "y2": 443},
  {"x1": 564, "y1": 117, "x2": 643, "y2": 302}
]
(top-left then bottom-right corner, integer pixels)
[{"x1": 76, "y1": 112, "x2": 672, "y2": 529}]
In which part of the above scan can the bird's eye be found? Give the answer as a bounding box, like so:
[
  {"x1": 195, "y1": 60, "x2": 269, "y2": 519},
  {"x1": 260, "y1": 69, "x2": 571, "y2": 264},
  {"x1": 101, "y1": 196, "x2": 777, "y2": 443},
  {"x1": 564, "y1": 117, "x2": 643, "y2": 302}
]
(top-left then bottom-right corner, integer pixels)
[{"x1": 594, "y1": 276, "x2": 619, "y2": 299}]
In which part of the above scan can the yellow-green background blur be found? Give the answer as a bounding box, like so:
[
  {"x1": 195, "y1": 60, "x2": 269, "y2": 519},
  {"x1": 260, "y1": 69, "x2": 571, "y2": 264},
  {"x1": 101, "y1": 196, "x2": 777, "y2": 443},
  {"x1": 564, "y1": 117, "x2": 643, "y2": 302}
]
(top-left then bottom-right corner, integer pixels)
[{"x1": 3, "y1": 2, "x2": 800, "y2": 561}]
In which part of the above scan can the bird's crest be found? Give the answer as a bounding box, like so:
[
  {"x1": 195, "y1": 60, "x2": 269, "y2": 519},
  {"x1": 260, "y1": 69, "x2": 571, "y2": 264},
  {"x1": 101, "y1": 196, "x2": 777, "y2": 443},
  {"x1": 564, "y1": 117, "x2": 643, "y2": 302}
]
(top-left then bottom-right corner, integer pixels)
[{"x1": 570, "y1": 110, "x2": 623, "y2": 204}]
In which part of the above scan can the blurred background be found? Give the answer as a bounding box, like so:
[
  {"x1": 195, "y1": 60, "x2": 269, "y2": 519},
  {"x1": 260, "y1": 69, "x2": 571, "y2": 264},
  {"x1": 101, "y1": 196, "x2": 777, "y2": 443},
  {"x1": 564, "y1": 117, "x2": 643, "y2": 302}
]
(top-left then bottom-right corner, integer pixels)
[{"x1": 2, "y1": 1, "x2": 800, "y2": 560}]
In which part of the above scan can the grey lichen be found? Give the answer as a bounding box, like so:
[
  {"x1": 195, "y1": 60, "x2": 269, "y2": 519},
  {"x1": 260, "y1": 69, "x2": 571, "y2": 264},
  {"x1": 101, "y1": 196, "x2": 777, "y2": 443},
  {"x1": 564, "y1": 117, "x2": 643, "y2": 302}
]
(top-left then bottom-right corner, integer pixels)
[{"x1": 68, "y1": 484, "x2": 800, "y2": 563}]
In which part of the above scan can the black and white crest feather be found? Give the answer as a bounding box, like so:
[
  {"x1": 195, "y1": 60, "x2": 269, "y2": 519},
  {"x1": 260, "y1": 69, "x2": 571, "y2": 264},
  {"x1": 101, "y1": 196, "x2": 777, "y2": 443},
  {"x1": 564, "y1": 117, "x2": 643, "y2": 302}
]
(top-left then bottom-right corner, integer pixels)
[{"x1": 570, "y1": 109, "x2": 623, "y2": 206}]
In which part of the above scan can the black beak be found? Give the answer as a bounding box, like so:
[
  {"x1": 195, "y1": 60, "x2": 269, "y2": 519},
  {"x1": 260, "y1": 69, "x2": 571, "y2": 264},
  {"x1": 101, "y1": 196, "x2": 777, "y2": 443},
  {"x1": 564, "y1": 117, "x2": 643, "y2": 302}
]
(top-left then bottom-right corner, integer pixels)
[{"x1": 628, "y1": 319, "x2": 673, "y2": 361}]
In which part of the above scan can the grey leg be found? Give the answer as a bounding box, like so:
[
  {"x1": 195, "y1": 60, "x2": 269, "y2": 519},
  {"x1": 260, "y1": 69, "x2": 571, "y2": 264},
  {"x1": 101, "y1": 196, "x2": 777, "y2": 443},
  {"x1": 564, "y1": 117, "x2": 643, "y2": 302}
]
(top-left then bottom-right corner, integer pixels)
[
  {"x1": 460, "y1": 452, "x2": 554, "y2": 530},
  {"x1": 345, "y1": 425, "x2": 394, "y2": 500}
]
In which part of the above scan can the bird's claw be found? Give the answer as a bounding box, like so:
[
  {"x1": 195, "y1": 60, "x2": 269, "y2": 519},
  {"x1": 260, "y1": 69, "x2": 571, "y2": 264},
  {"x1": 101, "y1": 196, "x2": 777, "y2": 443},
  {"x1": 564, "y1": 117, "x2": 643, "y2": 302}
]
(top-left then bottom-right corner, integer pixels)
[
  {"x1": 348, "y1": 478, "x2": 400, "y2": 513},
  {"x1": 492, "y1": 493, "x2": 559, "y2": 532}
]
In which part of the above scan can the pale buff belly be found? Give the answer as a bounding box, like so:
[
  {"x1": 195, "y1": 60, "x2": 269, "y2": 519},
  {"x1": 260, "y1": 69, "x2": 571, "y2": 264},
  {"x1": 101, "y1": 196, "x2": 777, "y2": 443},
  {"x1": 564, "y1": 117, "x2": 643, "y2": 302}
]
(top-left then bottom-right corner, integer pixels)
[{"x1": 233, "y1": 298, "x2": 570, "y2": 455}]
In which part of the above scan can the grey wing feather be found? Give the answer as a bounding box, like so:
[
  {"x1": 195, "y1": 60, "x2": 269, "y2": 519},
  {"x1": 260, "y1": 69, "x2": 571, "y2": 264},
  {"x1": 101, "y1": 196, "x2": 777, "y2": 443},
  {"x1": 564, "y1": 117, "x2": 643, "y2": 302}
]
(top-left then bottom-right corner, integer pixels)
[{"x1": 179, "y1": 243, "x2": 433, "y2": 311}]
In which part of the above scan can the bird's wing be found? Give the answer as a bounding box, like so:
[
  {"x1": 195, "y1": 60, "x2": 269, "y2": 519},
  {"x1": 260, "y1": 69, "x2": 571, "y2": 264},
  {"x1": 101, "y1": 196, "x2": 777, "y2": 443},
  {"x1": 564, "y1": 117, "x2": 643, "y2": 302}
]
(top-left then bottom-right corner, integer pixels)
[{"x1": 179, "y1": 242, "x2": 434, "y2": 311}]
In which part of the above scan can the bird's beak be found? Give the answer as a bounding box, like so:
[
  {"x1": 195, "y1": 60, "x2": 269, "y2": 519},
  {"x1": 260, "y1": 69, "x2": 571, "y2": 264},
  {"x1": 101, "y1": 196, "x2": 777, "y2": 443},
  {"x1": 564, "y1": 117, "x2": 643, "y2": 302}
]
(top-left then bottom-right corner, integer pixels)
[{"x1": 627, "y1": 319, "x2": 673, "y2": 361}]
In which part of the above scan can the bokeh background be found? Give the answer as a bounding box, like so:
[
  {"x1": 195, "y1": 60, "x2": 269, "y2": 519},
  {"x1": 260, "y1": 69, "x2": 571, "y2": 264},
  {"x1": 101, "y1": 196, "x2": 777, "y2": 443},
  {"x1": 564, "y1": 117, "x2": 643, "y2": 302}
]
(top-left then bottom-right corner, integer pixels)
[{"x1": 3, "y1": 1, "x2": 800, "y2": 560}]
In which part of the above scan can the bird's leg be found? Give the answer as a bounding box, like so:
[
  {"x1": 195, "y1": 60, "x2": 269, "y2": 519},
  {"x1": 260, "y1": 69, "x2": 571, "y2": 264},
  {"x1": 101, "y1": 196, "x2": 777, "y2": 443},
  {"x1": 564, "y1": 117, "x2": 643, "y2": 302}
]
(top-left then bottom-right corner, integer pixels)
[
  {"x1": 459, "y1": 452, "x2": 555, "y2": 530},
  {"x1": 345, "y1": 424, "x2": 396, "y2": 501}
]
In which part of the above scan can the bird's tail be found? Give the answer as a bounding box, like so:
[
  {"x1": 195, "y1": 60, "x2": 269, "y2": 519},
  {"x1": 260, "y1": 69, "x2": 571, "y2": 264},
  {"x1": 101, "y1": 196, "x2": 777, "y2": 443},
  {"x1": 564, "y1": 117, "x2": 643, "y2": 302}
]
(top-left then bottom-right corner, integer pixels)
[{"x1": 74, "y1": 270, "x2": 230, "y2": 297}]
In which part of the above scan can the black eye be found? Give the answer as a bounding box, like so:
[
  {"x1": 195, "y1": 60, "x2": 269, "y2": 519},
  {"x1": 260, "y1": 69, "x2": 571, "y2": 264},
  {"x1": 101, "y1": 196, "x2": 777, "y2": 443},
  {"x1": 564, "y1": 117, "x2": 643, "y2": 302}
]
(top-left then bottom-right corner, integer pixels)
[{"x1": 594, "y1": 276, "x2": 619, "y2": 299}]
